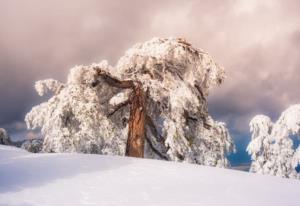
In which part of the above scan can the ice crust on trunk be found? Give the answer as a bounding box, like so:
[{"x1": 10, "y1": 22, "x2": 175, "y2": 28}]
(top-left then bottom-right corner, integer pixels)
[
  {"x1": 247, "y1": 104, "x2": 300, "y2": 178},
  {"x1": 25, "y1": 37, "x2": 234, "y2": 167}
]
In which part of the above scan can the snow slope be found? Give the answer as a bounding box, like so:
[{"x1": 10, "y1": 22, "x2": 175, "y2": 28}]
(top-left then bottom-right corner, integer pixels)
[{"x1": 0, "y1": 145, "x2": 299, "y2": 206}]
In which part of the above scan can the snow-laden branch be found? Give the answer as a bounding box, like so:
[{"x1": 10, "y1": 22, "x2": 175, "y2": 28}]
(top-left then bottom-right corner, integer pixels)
[{"x1": 35, "y1": 79, "x2": 64, "y2": 96}]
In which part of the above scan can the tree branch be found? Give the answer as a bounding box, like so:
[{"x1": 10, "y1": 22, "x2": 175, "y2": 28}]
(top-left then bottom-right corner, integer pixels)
[
  {"x1": 94, "y1": 68, "x2": 134, "y2": 89},
  {"x1": 146, "y1": 115, "x2": 164, "y2": 143},
  {"x1": 108, "y1": 99, "x2": 130, "y2": 117},
  {"x1": 145, "y1": 135, "x2": 168, "y2": 160}
]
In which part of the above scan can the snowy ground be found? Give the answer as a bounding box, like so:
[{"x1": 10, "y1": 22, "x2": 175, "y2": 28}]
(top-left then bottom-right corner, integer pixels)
[{"x1": 0, "y1": 145, "x2": 299, "y2": 206}]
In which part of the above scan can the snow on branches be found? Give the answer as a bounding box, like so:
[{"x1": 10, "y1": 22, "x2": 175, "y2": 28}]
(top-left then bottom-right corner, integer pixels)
[
  {"x1": 25, "y1": 37, "x2": 235, "y2": 167},
  {"x1": 35, "y1": 79, "x2": 64, "y2": 96},
  {"x1": 247, "y1": 104, "x2": 300, "y2": 178}
]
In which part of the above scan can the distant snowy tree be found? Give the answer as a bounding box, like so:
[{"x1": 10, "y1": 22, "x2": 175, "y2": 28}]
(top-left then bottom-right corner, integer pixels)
[
  {"x1": 247, "y1": 104, "x2": 300, "y2": 178},
  {"x1": 0, "y1": 128, "x2": 11, "y2": 145},
  {"x1": 25, "y1": 37, "x2": 235, "y2": 167}
]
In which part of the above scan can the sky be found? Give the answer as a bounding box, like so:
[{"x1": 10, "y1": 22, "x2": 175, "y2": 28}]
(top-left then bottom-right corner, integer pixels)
[{"x1": 1, "y1": 0, "x2": 300, "y2": 165}]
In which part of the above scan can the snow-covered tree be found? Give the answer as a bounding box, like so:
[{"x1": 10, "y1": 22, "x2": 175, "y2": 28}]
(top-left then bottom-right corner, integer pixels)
[
  {"x1": 0, "y1": 128, "x2": 11, "y2": 145},
  {"x1": 247, "y1": 104, "x2": 300, "y2": 178},
  {"x1": 25, "y1": 37, "x2": 235, "y2": 167}
]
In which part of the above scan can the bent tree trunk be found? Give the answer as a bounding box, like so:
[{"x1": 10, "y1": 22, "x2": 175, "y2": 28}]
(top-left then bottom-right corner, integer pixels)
[
  {"x1": 126, "y1": 84, "x2": 146, "y2": 157},
  {"x1": 95, "y1": 69, "x2": 146, "y2": 158}
]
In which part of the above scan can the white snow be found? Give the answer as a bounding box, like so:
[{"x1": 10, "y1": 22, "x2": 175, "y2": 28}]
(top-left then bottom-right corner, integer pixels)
[
  {"x1": 35, "y1": 79, "x2": 64, "y2": 96},
  {"x1": 0, "y1": 145, "x2": 299, "y2": 206}
]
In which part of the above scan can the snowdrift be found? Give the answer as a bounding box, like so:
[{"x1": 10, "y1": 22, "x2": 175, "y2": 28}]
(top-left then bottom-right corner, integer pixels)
[{"x1": 0, "y1": 145, "x2": 299, "y2": 206}]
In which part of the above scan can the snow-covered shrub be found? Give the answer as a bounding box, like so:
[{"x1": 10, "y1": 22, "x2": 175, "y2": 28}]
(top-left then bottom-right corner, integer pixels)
[
  {"x1": 26, "y1": 37, "x2": 235, "y2": 167},
  {"x1": 247, "y1": 104, "x2": 300, "y2": 178},
  {"x1": 21, "y1": 139, "x2": 43, "y2": 153}
]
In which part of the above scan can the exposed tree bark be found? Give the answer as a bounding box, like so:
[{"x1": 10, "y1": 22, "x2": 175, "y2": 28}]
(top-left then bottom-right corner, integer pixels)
[
  {"x1": 126, "y1": 83, "x2": 146, "y2": 157},
  {"x1": 94, "y1": 69, "x2": 146, "y2": 158},
  {"x1": 94, "y1": 69, "x2": 134, "y2": 88}
]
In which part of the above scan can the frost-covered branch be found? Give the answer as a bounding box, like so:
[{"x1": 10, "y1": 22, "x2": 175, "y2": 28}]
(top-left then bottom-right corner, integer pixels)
[{"x1": 35, "y1": 79, "x2": 64, "y2": 96}]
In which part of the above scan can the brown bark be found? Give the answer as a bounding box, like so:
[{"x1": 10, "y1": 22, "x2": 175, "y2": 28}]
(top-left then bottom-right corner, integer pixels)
[
  {"x1": 126, "y1": 83, "x2": 146, "y2": 157},
  {"x1": 95, "y1": 69, "x2": 134, "y2": 89},
  {"x1": 95, "y1": 69, "x2": 146, "y2": 158}
]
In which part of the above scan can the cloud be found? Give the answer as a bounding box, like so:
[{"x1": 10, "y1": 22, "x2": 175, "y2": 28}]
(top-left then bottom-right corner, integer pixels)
[
  {"x1": 0, "y1": 0, "x2": 299, "y2": 140},
  {"x1": 0, "y1": 0, "x2": 172, "y2": 125}
]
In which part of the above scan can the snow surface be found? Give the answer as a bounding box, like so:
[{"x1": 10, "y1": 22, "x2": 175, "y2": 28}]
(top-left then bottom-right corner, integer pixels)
[{"x1": 0, "y1": 145, "x2": 299, "y2": 206}]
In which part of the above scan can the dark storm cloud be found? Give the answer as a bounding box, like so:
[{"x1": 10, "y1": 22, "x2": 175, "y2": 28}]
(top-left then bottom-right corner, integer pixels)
[{"x1": 0, "y1": 0, "x2": 299, "y2": 139}]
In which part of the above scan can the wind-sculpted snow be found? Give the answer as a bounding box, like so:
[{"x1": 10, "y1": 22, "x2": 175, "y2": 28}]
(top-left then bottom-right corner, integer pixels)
[
  {"x1": 25, "y1": 37, "x2": 234, "y2": 167},
  {"x1": 247, "y1": 104, "x2": 300, "y2": 178}
]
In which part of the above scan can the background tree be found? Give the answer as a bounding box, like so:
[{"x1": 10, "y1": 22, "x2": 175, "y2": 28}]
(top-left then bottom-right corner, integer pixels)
[
  {"x1": 247, "y1": 104, "x2": 300, "y2": 178},
  {"x1": 0, "y1": 128, "x2": 11, "y2": 145}
]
